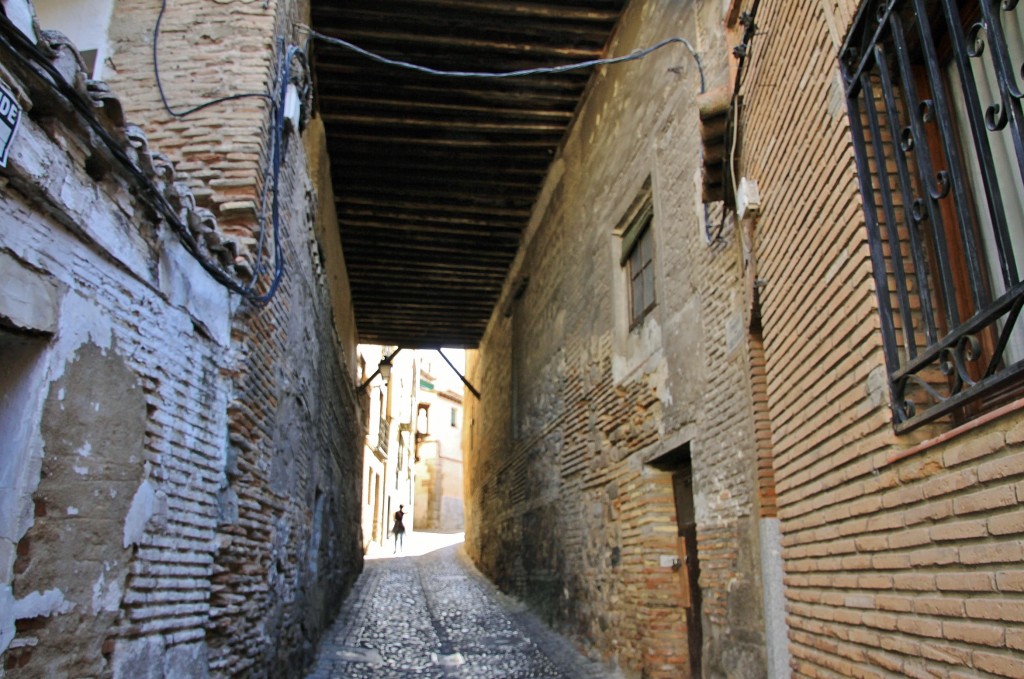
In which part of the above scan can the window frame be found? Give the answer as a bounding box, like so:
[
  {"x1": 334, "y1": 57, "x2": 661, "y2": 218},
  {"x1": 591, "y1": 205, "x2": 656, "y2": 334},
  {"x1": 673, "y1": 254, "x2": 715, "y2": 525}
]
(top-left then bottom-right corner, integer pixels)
[
  {"x1": 841, "y1": 0, "x2": 1024, "y2": 432},
  {"x1": 620, "y1": 198, "x2": 657, "y2": 329}
]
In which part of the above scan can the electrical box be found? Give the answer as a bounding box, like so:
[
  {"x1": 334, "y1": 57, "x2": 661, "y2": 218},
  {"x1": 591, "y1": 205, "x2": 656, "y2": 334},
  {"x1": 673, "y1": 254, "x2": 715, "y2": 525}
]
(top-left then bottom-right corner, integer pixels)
[
  {"x1": 736, "y1": 176, "x2": 762, "y2": 220},
  {"x1": 283, "y1": 83, "x2": 301, "y2": 132}
]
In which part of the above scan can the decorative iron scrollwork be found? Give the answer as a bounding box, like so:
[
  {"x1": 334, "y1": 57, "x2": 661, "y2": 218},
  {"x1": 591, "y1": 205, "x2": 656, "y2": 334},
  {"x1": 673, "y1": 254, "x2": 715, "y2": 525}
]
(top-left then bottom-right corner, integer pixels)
[
  {"x1": 842, "y1": 0, "x2": 1024, "y2": 431},
  {"x1": 900, "y1": 126, "x2": 915, "y2": 151},
  {"x1": 986, "y1": 102, "x2": 1009, "y2": 130},
  {"x1": 894, "y1": 334, "x2": 985, "y2": 424},
  {"x1": 967, "y1": 22, "x2": 987, "y2": 58}
]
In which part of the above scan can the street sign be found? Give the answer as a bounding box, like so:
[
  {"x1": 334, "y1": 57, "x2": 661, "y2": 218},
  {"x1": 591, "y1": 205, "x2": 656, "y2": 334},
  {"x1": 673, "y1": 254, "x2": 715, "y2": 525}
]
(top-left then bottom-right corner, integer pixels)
[{"x1": 0, "y1": 85, "x2": 23, "y2": 168}]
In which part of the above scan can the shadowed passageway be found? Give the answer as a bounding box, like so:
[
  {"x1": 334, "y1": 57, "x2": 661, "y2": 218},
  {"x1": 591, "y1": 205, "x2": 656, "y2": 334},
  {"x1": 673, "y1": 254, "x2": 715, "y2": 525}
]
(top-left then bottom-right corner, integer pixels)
[{"x1": 307, "y1": 533, "x2": 617, "y2": 679}]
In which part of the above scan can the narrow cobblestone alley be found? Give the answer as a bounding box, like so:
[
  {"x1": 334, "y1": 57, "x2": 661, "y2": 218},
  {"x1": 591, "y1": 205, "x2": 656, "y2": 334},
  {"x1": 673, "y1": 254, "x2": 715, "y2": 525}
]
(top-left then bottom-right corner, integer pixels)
[{"x1": 307, "y1": 533, "x2": 617, "y2": 679}]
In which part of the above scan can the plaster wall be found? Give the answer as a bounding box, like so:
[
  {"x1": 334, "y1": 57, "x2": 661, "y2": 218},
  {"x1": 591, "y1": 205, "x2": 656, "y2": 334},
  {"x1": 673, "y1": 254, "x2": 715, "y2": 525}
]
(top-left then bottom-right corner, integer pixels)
[{"x1": 0, "y1": 0, "x2": 363, "y2": 675}]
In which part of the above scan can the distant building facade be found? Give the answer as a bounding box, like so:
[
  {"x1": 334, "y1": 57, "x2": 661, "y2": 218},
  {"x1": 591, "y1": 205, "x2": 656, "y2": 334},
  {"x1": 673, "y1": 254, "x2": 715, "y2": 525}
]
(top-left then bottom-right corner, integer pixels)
[
  {"x1": 0, "y1": 0, "x2": 363, "y2": 676},
  {"x1": 359, "y1": 347, "x2": 466, "y2": 548},
  {"x1": 413, "y1": 353, "x2": 465, "y2": 533},
  {"x1": 359, "y1": 346, "x2": 417, "y2": 551}
]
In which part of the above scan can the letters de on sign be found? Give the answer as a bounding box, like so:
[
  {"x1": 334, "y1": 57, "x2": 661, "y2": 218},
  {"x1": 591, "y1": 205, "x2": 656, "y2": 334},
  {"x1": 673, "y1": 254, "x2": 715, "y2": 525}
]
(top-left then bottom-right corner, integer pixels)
[{"x1": 0, "y1": 86, "x2": 23, "y2": 168}]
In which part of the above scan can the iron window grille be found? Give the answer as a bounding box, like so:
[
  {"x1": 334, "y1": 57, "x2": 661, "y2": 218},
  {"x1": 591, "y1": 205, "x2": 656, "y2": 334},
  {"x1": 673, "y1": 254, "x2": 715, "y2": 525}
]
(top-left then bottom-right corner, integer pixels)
[{"x1": 842, "y1": 0, "x2": 1024, "y2": 432}]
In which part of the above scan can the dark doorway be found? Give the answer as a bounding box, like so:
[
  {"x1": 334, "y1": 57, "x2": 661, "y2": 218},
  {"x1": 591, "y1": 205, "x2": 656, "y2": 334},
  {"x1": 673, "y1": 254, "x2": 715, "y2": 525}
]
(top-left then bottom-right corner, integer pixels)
[
  {"x1": 650, "y1": 444, "x2": 703, "y2": 677},
  {"x1": 672, "y1": 462, "x2": 703, "y2": 678}
]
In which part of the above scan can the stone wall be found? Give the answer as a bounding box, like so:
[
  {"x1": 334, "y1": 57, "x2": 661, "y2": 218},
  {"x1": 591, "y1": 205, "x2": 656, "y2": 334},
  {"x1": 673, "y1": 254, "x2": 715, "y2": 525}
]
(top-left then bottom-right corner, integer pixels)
[
  {"x1": 0, "y1": 0, "x2": 362, "y2": 676},
  {"x1": 741, "y1": 0, "x2": 1024, "y2": 676},
  {"x1": 463, "y1": 1, "x2": 770, "y2": 677}
]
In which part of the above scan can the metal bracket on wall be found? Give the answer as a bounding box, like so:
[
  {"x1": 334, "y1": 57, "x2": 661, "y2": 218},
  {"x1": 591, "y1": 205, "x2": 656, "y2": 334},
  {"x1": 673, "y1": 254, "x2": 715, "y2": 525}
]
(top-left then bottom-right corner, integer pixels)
[
  {"x1": 358, "y1": 347, "x2": 402, "y2": 391},
  {"x1": 437, "y1": 349, "x2": 481, "y2": 399}
]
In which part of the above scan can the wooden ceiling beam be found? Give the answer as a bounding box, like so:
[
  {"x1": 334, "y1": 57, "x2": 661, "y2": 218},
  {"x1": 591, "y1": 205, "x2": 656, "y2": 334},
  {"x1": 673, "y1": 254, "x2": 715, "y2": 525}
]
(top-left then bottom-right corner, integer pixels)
[
  {"x1": 333, "y1": 163, "x2": 542, "y2": 186},
  {"x1": 312, "y1": 28, "x2": 601, "y2": 59},
  {"x1": 335, "y1": 184, "x2": 536, "y2": 207},
  {"x1": 329, "y1": 150, "x2": 550, "y2": 174},
  {"x1": 343, "y1": 243, "x2": 517, "y2": 262},
  {"x1": 314, "y1": 0, "x2": 620, "y2": 24},
  {"x1": 345, "y1": 264, "x2": 510, "y2": 280},
  {"x1": 336, "y1": 208, "x2": 523, "y2": 232},
  {"x1": 342, "y1": 230, "x2": 520, "y2": 248},
  {"x1": 316, "y1": 95, "x2": 575, "y2": 121},
  {"x1": 338, "y1": 220, "x2": 521, "y2": 241},
  {"x1": 320, "y1": 113, "x2": 566, "y2": 135},
  {"x1": 337, "y1": 196, "x2": 531, "y2": 219},
  {"x1": 330, "y1": 131, "x2": 559, "y2": 149}
]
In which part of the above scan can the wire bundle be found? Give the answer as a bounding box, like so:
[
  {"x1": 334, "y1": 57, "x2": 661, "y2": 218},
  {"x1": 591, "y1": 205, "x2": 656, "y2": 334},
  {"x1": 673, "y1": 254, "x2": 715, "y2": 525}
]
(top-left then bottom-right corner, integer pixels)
[{"x1": 4, "y1": 0, "x2": 707, "y2": 306}]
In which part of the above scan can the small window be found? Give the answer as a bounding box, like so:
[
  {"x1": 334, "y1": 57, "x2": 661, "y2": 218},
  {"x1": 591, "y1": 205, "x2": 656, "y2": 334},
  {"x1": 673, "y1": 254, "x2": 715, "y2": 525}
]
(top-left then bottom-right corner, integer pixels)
[
  {"x1": 619, "y1": 195, "x2": 656, "y2": 328},
  {"x1": 841, "y1": 0, "x2": 1024, "y2": 431},
  {"x1": 34, "y1": 0, "x2": 115, "y2": 80},
  {"x1": 450, "y1": 406, "x2": 458, "y2": 428}
]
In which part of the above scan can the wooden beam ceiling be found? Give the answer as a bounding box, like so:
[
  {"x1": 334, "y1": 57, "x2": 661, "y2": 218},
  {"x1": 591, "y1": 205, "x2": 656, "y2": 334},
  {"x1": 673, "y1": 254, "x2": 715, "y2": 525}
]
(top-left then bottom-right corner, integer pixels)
[{"x1": 311, "y1": 0, "x2": 626, "y2": 348}]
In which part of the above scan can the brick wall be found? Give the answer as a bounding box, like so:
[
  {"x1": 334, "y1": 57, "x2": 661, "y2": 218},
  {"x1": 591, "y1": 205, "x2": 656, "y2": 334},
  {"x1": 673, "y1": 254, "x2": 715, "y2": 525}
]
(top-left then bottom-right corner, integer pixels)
[
  {"x1": 204, "y1": 115, "x2": 363, "y2": 677},
  {"x1": 0, "y1": 1, "x2": 362, "y2": 675},
  {"x1": 741, "y1": 0, "x2": 1024, "y2": 676},
  {"x1": 104, "y1": 0, "x2": 304, "y2": 281},
  {"x1": 464, "y1": 1, "x2": 770, "y2": 676}
]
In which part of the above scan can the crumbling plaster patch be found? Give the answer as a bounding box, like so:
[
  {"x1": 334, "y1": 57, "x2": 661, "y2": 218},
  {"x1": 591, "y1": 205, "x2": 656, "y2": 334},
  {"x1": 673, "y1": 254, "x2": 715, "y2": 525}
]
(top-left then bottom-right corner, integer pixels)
[
  {"x1": 0, "y1": 585, "x2": 14, "y2": 656},
  {"x1": 12, "y1": 588, "x2": 75, "y2": 618},
  {"x1": 0, "y1": 331, "x2": 51, "y2": 585},
  {"x1": 157, "y1": 229, "x2": 232, "y2": 346},
  {"x1": 123, "y1": 474, "x2": 168, "y2": 549},
  {"x1": 0, "y1": 251, "x2": 60, "y2": 334},
  {"x1": 9, "y1": 339, "x2": 145, "y2": 676},
  {"x1": 110, "y1": 636, "x2": 208, "y2": 679},
  {"x1": 5, "y1": 293, "x2": 114, "y2": 558},
  {"x1": 0, "y1": 586, "x2": 76, "y2": 656}
]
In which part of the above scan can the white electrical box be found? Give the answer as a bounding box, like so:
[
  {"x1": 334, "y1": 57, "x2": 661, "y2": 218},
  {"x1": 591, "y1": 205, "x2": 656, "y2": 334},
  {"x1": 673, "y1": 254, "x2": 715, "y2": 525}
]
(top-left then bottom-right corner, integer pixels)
[
  {"x1": 283, "y1": 84, "x2": 301, "y2": 131},
  {"x1": 736, "y1": 176, "x2": 762, "y2": 219}
]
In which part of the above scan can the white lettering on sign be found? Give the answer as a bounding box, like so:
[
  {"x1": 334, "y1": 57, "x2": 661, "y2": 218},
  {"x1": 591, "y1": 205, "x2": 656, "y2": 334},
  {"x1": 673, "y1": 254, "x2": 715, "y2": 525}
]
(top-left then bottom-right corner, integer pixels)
[{"x1": 0, "y1": 86, "x2": 23, "y2": 168}]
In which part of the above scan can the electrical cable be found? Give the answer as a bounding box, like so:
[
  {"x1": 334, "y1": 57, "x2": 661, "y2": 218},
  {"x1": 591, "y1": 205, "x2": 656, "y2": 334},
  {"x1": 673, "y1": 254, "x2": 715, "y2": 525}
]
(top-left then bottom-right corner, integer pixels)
[
  {"x1": 727, "y1": 1, "x2": 762, "y2": 216},
  {"x1": 307, "y1": 29, "x2": 704, "y2": 87},
  {"x1": 5, "y1": 4, "x2": 710, "y2": 304},
  {"x1": 252, "y1": 44, "x2": 305, "y2": 304},
  {"x1": 705, "y1": 1, "x2": 762, "y2": 244},
  {"x1": 151, "y1": 0, "x2": 287, "y2": 300},
  {"x1": 0, "y1": 13, "x2": 293, "y2": 304},
  {"x1": 153, "y1": 0, "x2": 270, "y2": 118}
]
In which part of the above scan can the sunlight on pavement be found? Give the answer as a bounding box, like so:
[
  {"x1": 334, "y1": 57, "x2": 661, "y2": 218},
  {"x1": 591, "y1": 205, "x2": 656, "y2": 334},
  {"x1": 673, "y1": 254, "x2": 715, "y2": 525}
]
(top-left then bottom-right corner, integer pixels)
[{"x1": 366, "y1": 530, "x2": 466, "y2": 560}]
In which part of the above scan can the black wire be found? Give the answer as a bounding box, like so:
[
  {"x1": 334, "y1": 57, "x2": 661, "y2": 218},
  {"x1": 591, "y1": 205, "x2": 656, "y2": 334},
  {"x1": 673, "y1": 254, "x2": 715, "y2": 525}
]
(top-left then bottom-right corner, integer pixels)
[
  {"x1": 153, "y1": 0, "x2": 270, "y2": 118},
  {"x1": 309, "y1": 29, "x2": 704, "y2": 88},
  {"x1": 0, "y1": 13, "x2": 287, "y2": 304},
  {"x1": 150, "y1": 0, "x2": 297, "y2": 302},
  {"x1": 251, "y1": 45, "x2": 304, "y2": 304}
]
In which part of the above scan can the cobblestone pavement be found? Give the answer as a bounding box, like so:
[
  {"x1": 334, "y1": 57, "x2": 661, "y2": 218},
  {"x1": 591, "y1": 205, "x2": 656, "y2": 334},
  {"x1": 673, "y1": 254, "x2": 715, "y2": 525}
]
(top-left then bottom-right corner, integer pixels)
[{"x1": 306, "y1": 533, "x2": 619, "y2": 679}]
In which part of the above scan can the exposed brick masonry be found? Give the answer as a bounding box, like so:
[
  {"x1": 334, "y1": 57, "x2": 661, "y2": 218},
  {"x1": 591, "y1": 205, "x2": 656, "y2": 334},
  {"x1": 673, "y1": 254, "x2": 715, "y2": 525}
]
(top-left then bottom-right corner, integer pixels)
[
  {"x1": 464, "y1": 2, "x2": 769, "y2": 677},
  {"x1": 743, "y1": 0, "x2": 1024, "y2": 676},
  {"x1": 1, "y1": 0, "x2": 363, "y2": 675}
]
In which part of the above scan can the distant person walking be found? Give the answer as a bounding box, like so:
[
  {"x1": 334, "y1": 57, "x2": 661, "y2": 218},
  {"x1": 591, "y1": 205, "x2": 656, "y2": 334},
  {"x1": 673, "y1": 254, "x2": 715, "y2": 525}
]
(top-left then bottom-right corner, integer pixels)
[{"x1": 392, "y1": 505, "x2": 406, "y2": 553}]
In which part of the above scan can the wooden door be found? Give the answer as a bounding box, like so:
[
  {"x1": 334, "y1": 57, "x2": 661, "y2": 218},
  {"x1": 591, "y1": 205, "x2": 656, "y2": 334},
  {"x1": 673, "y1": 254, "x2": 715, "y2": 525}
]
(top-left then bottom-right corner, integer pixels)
[{"x1": 673, "y1": 467, "x2": 702, "y2": 677}]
